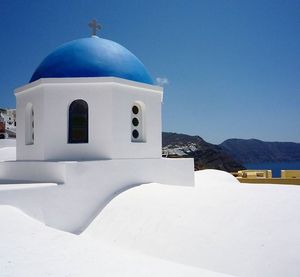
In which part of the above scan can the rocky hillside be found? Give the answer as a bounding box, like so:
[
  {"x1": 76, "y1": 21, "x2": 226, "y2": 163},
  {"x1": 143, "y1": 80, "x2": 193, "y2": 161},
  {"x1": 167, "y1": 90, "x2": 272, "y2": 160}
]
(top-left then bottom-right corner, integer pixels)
[
  {"x1": 162, "y1": 132, "x2": 245, "y2": 172},
  {"x1": 220, "y1": 138, "x2": 300, "y2": 163}
]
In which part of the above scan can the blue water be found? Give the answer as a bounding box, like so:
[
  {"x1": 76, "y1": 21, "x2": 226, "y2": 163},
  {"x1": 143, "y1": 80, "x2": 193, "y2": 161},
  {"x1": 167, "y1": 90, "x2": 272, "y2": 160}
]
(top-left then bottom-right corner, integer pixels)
[{"x1": 244, "y1": 162, "x2": 300, "y2": 178}]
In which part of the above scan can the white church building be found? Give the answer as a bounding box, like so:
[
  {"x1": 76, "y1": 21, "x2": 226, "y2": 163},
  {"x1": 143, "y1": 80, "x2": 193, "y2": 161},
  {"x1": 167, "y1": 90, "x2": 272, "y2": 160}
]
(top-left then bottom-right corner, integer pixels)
[{"x1": 0, "y1": 23, "x2": 194, "y2": 233}]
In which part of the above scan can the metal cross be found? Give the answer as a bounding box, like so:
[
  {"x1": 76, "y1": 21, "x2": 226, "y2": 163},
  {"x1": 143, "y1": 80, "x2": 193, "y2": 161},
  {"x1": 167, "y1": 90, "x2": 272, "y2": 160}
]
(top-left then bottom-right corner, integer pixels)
[{"x1": 88, "y1": 19, "x2": 101, "y2": 36}]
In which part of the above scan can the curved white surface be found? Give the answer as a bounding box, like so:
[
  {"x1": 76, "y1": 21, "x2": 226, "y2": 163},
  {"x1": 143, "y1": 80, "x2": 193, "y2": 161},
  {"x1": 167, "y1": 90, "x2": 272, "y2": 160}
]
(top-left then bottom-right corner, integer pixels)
[
  {"x1": 0, "y1": 139, "x2": 16, "y2": 148},
  {"x1": 0, "y1": 205, "x2": 233, "y2": 277},
  {"x1": 1, "y1": 143, "x2": 299, "y2": 276},
  {"x1": 85, "y1": 170, "x2": 300, "y2": 277},
  {"x1": 0, "y1": 144, "x2": 16, "y2": 161}
]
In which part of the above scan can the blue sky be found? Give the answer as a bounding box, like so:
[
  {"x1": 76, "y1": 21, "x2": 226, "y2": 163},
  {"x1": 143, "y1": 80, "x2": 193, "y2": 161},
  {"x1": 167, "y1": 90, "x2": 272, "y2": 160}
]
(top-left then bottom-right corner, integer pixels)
[{"x1": 0, "y1": 0, "x2": 299, "y2": 144}]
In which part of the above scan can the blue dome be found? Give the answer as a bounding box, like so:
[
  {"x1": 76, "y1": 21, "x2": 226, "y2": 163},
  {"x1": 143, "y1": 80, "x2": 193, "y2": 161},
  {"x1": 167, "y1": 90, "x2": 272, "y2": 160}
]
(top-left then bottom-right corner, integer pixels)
[{"x1": 30, "y1": 36, "x2": 153, "y2": 85}]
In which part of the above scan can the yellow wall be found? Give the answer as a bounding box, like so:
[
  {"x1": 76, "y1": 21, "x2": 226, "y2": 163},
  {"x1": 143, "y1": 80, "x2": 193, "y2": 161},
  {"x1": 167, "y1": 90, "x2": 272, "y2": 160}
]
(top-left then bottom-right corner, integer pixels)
[
  {"x1": 237, "y1": 170, "x2": 272, "y2": 179},
  {"x1": 281, "y1": 170, "x2": 300, "y2": 179}
]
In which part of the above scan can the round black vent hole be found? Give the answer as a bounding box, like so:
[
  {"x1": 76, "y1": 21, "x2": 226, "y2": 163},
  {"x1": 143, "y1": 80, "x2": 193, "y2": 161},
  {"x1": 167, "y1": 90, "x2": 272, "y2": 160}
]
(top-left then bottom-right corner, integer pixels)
[
  {"x1": 132, "y1": 105, "x2": 139, "y2": 114},
  {"x1": 132, "y1": 117, "x2": 139, "y2": 126},
  {"x1": 132, "y1": 129, "x2": 139, "y2": 139}
]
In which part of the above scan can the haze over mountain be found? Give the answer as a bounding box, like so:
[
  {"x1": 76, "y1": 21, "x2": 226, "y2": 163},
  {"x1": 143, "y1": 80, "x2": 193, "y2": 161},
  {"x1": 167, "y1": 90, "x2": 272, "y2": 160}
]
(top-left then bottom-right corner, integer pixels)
[{"x1": 220, "y1": 139, "x2": 300, "y2": 163}]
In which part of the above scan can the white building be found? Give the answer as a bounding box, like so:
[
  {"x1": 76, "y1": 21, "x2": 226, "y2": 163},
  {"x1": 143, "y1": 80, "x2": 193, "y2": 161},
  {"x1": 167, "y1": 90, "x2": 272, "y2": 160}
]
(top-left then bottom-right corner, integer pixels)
[
  {"x1": 0, "y1": 109, "x2": 16, "y2": 138},
  {"x1": 0, "y1": 31, "x2": 194, "y2": 233},
  {"x1": 16, "y1": 77, "x2": 162, "y2": 161}
]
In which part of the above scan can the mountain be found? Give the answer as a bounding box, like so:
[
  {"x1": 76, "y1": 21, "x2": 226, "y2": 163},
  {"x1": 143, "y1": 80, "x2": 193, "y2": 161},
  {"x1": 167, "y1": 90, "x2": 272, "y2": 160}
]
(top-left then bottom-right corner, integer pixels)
[
  {"x1": 162, "y1": 132, "x2": 245, "y2": 172},
  {"x1": 220, "y1": 138, "x2": 300, "y2": 163}
]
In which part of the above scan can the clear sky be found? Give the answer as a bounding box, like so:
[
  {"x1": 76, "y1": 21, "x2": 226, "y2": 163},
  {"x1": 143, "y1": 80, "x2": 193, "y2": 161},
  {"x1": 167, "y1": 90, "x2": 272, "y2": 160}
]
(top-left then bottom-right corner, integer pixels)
[{"x1": 0, "y1": 0, "x2": 299, "y2": 144}]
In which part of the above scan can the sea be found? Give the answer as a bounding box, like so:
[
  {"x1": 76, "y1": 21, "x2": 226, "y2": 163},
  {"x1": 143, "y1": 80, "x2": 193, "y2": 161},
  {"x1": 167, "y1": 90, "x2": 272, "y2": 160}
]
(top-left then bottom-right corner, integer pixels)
[{"x1": 244, "y1": 162, "x2": 300, "y2": 178}]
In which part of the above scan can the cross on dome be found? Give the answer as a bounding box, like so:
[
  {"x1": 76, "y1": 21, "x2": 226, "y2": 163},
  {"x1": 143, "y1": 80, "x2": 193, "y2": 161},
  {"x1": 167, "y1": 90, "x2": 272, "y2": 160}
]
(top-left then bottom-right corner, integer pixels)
[{"x1": 88, "y1": 19, "x2": 101, "y2": 36}]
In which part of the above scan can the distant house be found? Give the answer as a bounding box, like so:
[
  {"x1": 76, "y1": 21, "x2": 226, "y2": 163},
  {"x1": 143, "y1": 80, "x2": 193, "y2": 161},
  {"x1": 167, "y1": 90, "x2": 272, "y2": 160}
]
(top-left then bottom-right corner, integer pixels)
[
  {"x1": 0, "y1": 115, "x2": 6, "y2": 139},
  {"x1": 0, "y1": 109, "x2": 16, "y2": 138}
]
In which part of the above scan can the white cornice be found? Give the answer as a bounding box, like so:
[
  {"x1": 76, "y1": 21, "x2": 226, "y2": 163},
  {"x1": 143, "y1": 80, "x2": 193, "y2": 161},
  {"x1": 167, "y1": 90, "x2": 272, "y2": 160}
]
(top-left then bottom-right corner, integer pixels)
[{"x1": 14, "y1": 77, "x2": 163, "y2": 95}]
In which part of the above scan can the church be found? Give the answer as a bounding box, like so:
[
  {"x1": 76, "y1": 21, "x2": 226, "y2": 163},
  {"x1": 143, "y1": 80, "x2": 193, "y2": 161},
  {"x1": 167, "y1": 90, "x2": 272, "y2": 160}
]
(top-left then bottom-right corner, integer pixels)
[{"x1": 0, "y1": 21, "x2": 194, "y2": 233}]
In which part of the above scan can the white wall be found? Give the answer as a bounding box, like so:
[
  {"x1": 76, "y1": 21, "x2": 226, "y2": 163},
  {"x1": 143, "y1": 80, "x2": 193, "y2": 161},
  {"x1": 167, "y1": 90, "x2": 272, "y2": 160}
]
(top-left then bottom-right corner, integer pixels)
[
  {"x1": 15, "y1": 78, "x2": 163, "y2": 161},
  {"x1": 16, "y1": 86, "x2": 45, "y2": 160},
  {"x1": 0, "y1": 157, "x2": 194, "y2": 233},
  {"x1": 42, "y1": 82, "x2": 114, "y2": 160},
  {"x1": 110, "y1": 83, "x2": 162, "y2": 159}
]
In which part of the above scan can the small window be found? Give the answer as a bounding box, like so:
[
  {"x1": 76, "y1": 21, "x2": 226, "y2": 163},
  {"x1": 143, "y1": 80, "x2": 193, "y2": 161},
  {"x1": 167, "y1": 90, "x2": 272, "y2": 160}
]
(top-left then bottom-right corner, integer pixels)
[
  {"x1": 68, "y1": 99, "x2": 88, "y2": 143},
  {"x1": 131, "y1": 102, "x2": 145, "y2": 142},
  {"x1": 25, "y1": 103, "x2": 34, "y2": 145}
]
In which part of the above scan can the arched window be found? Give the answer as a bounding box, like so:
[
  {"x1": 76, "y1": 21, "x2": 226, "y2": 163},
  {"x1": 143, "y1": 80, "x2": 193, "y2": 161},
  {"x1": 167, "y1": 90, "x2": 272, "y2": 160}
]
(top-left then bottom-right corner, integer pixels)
[
  {"x1": 68, "y1": 99, "x2": 88, "y2": 144},
  {"x1": 131, "y1": 102, "x2": 145, "y2": 142},
  {"x1": 25, "y1": 103, "x2": 34, "y2": 145}
]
